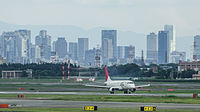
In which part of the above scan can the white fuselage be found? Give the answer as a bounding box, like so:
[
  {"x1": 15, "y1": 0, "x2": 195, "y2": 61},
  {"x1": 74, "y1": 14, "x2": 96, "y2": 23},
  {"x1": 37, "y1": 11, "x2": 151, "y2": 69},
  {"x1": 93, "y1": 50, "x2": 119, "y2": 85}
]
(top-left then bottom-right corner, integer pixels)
[{"x1": 104, "y1": 80, "x2": 136, "y2": 90}]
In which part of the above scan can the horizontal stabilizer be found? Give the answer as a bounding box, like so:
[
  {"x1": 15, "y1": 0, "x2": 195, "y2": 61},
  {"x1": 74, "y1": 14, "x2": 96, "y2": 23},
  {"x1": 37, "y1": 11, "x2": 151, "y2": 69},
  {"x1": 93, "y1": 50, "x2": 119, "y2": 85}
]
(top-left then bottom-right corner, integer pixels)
[
  {"x1": 135, "y1": 84, "x2": 150, "y2": 88},
  {"x1": 84, "y1": 84, "x2": 110, "y2": 88}
]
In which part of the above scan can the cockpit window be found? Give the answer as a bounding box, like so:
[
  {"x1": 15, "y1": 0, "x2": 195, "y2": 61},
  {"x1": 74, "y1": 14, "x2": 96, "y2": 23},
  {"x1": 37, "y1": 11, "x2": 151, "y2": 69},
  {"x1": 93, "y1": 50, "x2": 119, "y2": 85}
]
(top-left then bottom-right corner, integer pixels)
[{"x1": 127, "y1": 82, "x2": 134, "y2": 84}]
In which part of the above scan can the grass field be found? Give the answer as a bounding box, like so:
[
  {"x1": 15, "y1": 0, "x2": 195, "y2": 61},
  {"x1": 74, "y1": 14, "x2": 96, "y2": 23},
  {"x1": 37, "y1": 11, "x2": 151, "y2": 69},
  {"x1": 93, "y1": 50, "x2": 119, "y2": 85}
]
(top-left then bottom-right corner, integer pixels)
[
  {"x1": 0, "y1": 94, "x2": 199, "y2": 104},
  {"x1": 0, "y1": 79, "x2": 200, "y2": 94}
]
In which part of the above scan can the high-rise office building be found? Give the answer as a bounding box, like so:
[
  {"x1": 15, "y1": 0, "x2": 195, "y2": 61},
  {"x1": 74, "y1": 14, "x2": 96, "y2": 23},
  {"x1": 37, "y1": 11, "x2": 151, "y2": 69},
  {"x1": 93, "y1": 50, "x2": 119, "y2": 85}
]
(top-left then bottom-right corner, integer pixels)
[
  {"x1": 78, "y1": 38, "x2": 88, "y2": 64},
  {"x1": 55, "y1": 37, "x2": 67, "y2": 58},
  {"x1": 101, "y1": 30, "x2": 117, "y2": 64},
  {"x1": 85, "y1": 48, "x2": 96, "y2": 66},
  {"x1": 69, "y1": 42, "x2": 78, "y2": 61},
  {"x1": 17, "y1": 30, "x2": 31, "y2": 60},
  {"x1": 0, "y1": 30, "x2": 31, "y2": 63},
  {"x1": 1, "y1": 32, "x2": 18, "y2": 63},
  {"x1": 52, "y1": 41, "x2": 56, "y2": 52},
  {"x1": 164, "y1": 25, "x2": 176, "y2": 53},
  {"x1": 35, "y1": 30, "x2": 51, "y2": 61},
  {"x1": 193, "y1": 35, "x2": 200, "y2": 61},
  {"x1": 117, "y1": 46, "x2": 125, "y2": 59},
  {"x1": 102, "y1": 30, "x2": 117, "y2": 58},
  {"x1": 124, "y1": 45, "x2": 135, "y2": 63},
  {"x1": 158, "y1": 31, "x2": 169, "y2": 64},
  {"x1": 30, "y1": 45, "x2": 40, "y2": 63},
  {"x1": 146, "y1": 32, "x2": 158, "y2": 64},
  {"x1": 103, "y1": 38, "x2": 113, "y2": 59}
]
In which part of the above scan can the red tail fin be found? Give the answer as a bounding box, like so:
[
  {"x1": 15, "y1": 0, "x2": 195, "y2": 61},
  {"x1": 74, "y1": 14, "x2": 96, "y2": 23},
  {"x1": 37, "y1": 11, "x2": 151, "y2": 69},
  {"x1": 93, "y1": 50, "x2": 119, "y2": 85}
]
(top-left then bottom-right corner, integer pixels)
[{"x1": 105, "y1": 66, "x2": 109, "y2": 81}]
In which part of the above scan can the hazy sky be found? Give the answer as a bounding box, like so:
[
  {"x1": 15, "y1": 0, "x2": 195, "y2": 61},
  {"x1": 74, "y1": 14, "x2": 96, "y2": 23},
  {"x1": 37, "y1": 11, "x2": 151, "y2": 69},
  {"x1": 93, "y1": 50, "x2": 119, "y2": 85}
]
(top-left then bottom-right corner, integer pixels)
[{"x1": 0, "y1": 0, "x2": 200, "y2": 36}]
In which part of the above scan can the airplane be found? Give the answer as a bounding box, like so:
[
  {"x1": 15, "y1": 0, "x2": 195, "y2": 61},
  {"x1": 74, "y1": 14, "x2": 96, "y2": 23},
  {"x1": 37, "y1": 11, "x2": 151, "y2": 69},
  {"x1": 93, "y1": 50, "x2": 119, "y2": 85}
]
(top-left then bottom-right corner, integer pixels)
[{"x1": 86, "y1": 66, "x2": 150, "y2": 94}]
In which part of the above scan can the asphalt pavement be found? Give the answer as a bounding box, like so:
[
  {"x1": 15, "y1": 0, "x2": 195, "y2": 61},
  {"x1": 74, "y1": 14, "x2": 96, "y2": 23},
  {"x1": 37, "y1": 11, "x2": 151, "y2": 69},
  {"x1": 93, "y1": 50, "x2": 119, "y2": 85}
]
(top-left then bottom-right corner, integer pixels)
[{"x1": 0, "y1": 99, "x2": 200, "y2": 110}]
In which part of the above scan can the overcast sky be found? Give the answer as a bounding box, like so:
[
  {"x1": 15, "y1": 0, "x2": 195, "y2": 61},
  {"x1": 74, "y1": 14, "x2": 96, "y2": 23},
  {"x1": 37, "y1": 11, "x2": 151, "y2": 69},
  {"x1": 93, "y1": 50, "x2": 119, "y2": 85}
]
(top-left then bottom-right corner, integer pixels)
[{"x1": 0, "y1": 0, "x2": 200, "y2": 36}]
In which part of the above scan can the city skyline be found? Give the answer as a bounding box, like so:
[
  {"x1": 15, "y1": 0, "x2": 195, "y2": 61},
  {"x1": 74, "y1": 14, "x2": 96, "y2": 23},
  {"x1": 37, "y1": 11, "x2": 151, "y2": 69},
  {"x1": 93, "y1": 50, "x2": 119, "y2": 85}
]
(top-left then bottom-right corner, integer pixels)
[
  {"x1": 0, "y1": 27, "x2": 194, "y2": 58},
  {"x1": 0, "y1": 27, "x2": 193, "y2": 66},
  {"x1": 1, "y1": 0, "x2": 199, "y2": 60},
  {"x1": 0, "y1": 20, "x2": 196, "y2": 60}
]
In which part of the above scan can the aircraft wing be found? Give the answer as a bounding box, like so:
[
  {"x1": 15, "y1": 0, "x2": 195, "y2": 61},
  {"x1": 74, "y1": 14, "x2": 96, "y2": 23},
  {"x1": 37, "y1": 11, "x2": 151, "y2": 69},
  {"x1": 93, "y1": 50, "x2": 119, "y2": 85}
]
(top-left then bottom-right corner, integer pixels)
[
  {"x1": 84, "y1": 84, "x2": 110, "y2": 88},
  {"x1": 135, "y1": 84, "x2": 150, "y2": 88}
]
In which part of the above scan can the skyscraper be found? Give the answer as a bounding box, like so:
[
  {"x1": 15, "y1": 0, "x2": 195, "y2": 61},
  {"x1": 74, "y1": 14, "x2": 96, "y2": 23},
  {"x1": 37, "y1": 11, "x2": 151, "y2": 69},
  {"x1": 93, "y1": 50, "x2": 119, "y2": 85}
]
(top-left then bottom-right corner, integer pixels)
[
  {"x1": 158, "y1": 31, "x2": 169, "y2": 64},
  {"x1": 117, "y1": 46, "x2": 125, "y2": 59},
  {"x1": 17, "y1": 30, "x2": 31, "y2": 60},
  {"x1": 164, "y1": 25, "x2": 176, "y2": 53},
  {"x1": 0, "y1": 30, "x2": 31, "y2": 63},
  {"x1": 103, "y1": 38, "x2": 113, "y2": 59},
  {"x1": 85, "y1": 48, "x2": 96, "y2": 67},
  {"x1": 193, "y1": 35, "x2": 200, "y2": 61},
  {"x1": 124, "y1": 45, "x2": 135, "y2": 63},
  {"x1": 146, "y1": 32, "x2": 158, "y2": 64},
  {"x1": 55, "y1": 37, "x2": 67, "y2": 58},
  {"x1": 35, "y1": 30, "x2": 51, "y2": 61},
  {"x1": 101, "y1": 30, "x2": 117, "y2": 64},
  {"x1": 78, "y1": 38, "x2": 88, "y2": 64},
  {"x1": 69, "y1": 42, "x2": 78, "y2": 61},
  {"x1": 30, "y1": 45, "x2": 40, "y2": 63},
  {"x1": 52, "y1": 41, "x2": 56, "y2": 52}
]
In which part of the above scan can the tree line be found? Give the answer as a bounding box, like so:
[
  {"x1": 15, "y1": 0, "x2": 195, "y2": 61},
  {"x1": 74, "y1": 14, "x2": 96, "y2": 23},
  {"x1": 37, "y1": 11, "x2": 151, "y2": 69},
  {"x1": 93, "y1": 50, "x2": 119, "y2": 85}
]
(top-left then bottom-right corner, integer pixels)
[{"x1": 0, "y1": 63, "x2": 197, "y2": 79}]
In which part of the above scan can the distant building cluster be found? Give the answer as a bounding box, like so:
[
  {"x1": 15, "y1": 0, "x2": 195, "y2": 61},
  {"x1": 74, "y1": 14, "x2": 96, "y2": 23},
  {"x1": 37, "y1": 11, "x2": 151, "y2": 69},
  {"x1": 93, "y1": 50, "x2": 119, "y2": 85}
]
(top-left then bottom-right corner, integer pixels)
[
  {"x1": 0, "y1": 30, "x2": 31, "y2": 63},
  {"x1": 146, "y1": 25, "x2": 186, "y2": 65},
  {"x1": 1, "y1": 25, "x2": 199, "y2": 67},
  {"x1": 0, "y1": 29, "x2": 136, "y2": 67}
]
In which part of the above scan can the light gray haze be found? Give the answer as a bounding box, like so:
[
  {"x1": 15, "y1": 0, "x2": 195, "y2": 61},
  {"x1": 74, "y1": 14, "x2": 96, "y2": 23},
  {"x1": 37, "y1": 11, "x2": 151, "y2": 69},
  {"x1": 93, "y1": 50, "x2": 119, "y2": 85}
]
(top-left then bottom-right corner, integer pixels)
[{"x1": 0, "y1": 0, "x2": 199, "y2": 58}]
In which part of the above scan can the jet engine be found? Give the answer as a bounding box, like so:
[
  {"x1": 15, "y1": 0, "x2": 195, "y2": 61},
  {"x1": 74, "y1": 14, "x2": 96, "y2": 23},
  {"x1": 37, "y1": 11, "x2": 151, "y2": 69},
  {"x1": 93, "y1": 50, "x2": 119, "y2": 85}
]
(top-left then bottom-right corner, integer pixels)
[{"x1": 130, "y1": 88, "x2": 136, "y2": 92}]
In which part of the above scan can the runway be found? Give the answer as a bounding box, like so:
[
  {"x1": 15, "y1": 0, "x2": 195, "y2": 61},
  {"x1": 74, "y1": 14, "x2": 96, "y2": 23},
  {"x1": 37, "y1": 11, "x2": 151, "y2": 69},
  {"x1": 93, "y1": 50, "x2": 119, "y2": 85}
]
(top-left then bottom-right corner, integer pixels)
[
  {"x1": 0, "y1": 99, "x2": 200, "y2": 110},
  {"x1": 0, "y1": 91, "x2": 194, "y2": 97}
]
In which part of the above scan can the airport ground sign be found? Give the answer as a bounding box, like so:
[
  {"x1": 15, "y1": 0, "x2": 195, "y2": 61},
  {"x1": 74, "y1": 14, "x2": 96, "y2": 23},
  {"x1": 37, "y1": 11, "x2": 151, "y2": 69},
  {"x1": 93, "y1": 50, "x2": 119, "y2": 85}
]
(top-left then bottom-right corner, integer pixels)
[{"x1": 141, "y1": 106, "x2": 156, "y2": 111}]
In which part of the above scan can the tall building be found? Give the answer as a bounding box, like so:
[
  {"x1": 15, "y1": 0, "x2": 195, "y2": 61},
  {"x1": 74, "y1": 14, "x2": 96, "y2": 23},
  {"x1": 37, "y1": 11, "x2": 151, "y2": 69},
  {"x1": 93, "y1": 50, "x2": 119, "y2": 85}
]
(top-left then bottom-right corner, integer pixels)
[
  {"x1": 16, "y1": 30, "x2": 31, "y2": 60},
  {"x1": 124, "y1": 45, "x2": 135, "y2": 63},
  {"x1": 52, "y1": 41, "x2": 56, "y2": 52},
  {"x1": 193, "y1": 35, "x2": 200, "y2": 61},
  {"x1": 78, "y1": 38, "x2": 88, "y2": 64},
  {"x1": 55, "y1": 37, "x2": 67, "y2": 58},
  {"x1": 146, "y1": 32, "x2": 158, "y2": 64},
  {"x1": 69, "y1": 42, "x2": 78, "y2": 61},
  {"x1": 95, "y1": 46, "x2": 101, "y2": 67},
  {"x1": 164, "y1": 25, "x2": 176, "y2": 53},
  {"x1": 102, "y1": 30, "x2": 117, "y2": 58},
  {"x1": 117, "y1": 46, "x2": 125, "y2": 59},
  {"x1": 85, "y1": 48, "x2": 96, "y2": 67},
  {"x1": 158, "y1": 31, "x2": 169, "y2": 64},
  {"x1": 0, "y1": 30, "x2": 31, "y2": 63},
  {"x1": 35, "y1": 30, "x2": 51, "y2": 61},
  {"x1": 30, "y1": 45, "x2": 40, "y2": 63},
  {"x1": 101, "y1": 30, "x2": 117, "y2": 64},
  {"x1": 103, "y1": 38, "x2": 113, "y2": 59}
]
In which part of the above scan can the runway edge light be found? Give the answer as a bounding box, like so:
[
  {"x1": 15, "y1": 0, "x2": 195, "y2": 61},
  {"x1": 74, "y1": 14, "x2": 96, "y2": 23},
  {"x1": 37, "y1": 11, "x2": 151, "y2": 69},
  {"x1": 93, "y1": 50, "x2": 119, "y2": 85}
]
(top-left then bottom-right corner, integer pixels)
[
  {"x1": 140, "y1": 106, "x2": 156, "y2": 111},
  {"x1": 84, "y1": 106, "x2": 98, "y2": 111}
]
